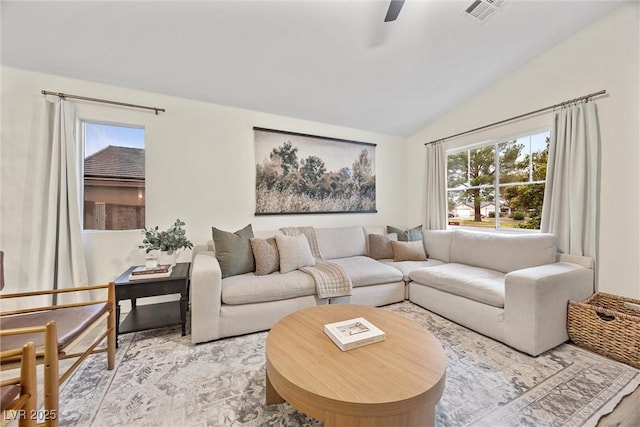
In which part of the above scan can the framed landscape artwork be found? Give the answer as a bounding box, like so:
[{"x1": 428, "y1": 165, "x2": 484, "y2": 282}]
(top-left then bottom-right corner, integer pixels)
[{"x1": 254, "y1": 127, "x2": 376, "y2": 215}]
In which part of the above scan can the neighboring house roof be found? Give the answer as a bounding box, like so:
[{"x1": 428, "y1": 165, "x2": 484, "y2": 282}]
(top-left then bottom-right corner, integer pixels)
[
  {"x1": 455, "y1": 204, "x2": 473, "y2": 209},
  {"x1": 84, "y1": 146, "x2": 144, "y2": 180},
  {"x1": 455, "y1": 202, "x2": 497, "y2": 209}
]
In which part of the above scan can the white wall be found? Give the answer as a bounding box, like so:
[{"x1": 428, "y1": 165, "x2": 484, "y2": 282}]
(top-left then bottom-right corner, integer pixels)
[
  {"x1": 2, "y1": 3, "x2": 637, "y2": 299},
  {"x1": 406, "y1": 3, "x2": 640, "y2": 297},
  {"x1": 0, "y1": 67, "x2": 406, "y2": 289}
]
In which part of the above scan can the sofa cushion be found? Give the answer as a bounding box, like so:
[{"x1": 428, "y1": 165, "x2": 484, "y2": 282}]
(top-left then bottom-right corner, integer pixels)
[
  {"x1": 329, "y1": 256, "x2": 403, "y2": 288},
  {"x1": 250, "y1": 237, "x2": 280, "y2": 276},
  {"x1": 368, "y1": 233, "x2": 398, "y2": 260},
  {"x1": 450, "y1": 230, "x2": 556, "y2": 273},
  {"x1": 423, "y1": 230, "x2": 454, "y2": 262},
  {"x1": 316, "y1": 227, "x2": 367, "y2": 259},
  {"x1": 221, "y1": 270, "x2": 316, "y2": 305},
  {"x1": 387, "y1": 225, "x2": 422, "y2": 241},
  {"x1": 381, "y1": 259, "x2": 445, "y2": 282},
  {"x1": 364, "y1": 226, "x2": 386, "y2": 235},
  {"x1": 391, "y1": 241, "x2": 428, "y2": 261},
  {"x1": 275, "y1": 234, "x2": 316, "y2": 274},
  {"x1": 212, "y1": 224, "x2": 255, "y2": 278},
  {"x1": 409, "y1": 263, "x2": 506, "y2": 308}
]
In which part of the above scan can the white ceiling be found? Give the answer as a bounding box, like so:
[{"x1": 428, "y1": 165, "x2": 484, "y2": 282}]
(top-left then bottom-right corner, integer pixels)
[{"x1": 1, "y1": 1, "x2": 622, "y2": 136}]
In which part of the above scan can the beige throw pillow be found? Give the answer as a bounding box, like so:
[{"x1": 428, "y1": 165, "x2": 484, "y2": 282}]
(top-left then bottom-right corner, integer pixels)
[
  {"x1": 391, "y1": 240, "x2": 428, "y2": 261},
  {"x1": 275, "y1": 234, "x2": 316, "y2": 274},
  {"x1": 250, "y1": 237, "x2": 280, "y2": 276},
  {"x1": 368, "y1": 233, "x2": 398, "y2": 260}
]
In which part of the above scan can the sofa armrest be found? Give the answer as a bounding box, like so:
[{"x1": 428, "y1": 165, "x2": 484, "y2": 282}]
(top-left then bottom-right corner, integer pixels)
[
  {"x1": 504, "y1": 262, "x2": 594, "y2": 356},
  {"x1": 190, "y1": 251, "x2": 222, "y2": 344}
]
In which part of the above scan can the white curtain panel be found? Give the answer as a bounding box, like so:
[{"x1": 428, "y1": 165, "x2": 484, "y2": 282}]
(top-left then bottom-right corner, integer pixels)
[
  {"x1": 541, "y1": 101, "x2": 599, "y2": 260},
  {"x1": 424, "y1": 141, "x2": 447, "y2": 230},
  {"x1": 29, "y1": 98, "x2": 88, "y2": 305}
]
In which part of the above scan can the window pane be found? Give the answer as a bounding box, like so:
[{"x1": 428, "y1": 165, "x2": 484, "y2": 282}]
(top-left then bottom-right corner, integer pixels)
[
  {"x1": 446, "y1": 130, "x2": 549, "y2": 231},
  {"x1": 499, "y1": 184, "x2": 545, "y2": 230},
  {"x1": 498, "y1": 138, "x2": 528, "y2": 184},
  {"x1": 531, "y1": 132, "x2": 549, "y2": 181},
  {"x1": 83, "y1": 122, "x2": 145, "y2": 231},
  {"x1": 447, "y1": 190, "x2": 467, "y2": 222},
  {"x1": 448, "y1": 188, "x2": 496, "y2": 227},
  {"x1": 447, "y1": 150, "x2": 468, "y2": 189}
]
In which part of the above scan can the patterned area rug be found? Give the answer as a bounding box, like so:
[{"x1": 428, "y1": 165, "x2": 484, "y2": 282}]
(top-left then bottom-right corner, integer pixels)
[{"x1": 59, "y1": 301, "x2": 640, "y2": 426}]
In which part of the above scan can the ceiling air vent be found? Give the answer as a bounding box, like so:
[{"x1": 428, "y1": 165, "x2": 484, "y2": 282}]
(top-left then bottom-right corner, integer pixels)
[{"x1": 463, "y1": 0, "x2": 507, "y2": 24}]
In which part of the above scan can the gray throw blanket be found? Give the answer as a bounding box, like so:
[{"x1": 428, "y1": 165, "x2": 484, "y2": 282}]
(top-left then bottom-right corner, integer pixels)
[{"x1": 280, "y1": 227, "x2": 353, "y2": 299}]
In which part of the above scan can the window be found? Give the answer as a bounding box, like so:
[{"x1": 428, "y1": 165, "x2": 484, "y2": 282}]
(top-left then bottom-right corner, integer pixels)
[
  {"x1": 446, "y1": 130, "x2": 549, "y2": 230},
  {"x1": 82, "y1": 122, "x2": 145, "y2": 230}
]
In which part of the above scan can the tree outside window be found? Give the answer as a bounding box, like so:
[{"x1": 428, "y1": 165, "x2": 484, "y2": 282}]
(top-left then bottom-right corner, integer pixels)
[{"x1": 446, "y1": 131, "x2": 549, "y2": 230}]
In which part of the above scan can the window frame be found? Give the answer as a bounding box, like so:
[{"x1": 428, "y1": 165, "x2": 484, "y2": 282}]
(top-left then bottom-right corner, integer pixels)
[
  {"x1": 79, "y1": 119, "x2": 146, "y2": 232},
  {"x1": 445, "y1": 127, "x2": 550, "y2": 232}
]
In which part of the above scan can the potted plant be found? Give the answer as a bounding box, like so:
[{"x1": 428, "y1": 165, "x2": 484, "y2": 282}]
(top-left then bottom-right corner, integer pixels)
[{"x1": 140, "y1": 219, "x2": 193, "y2": 267}]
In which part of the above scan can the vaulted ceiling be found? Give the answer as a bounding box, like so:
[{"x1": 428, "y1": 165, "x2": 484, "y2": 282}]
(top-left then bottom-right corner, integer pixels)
[{"x1": 1, "y1": 1, "x2": 622, "y2": 136}]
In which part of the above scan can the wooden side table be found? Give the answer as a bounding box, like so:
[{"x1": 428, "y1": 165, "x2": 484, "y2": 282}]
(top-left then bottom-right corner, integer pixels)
[{"x1": 114, "y1": 262, "x2": 190, "y2": 346}]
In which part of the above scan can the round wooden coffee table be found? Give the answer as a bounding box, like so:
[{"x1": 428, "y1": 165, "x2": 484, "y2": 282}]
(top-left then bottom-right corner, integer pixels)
[{"x1": 265, "y1": 304, "x2": 446, "y2": 427}]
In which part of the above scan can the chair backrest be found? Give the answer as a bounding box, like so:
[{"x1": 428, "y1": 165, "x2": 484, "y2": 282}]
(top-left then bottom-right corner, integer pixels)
[{"x1": 0, "y1": 341, "x2": 37, "y2": 427}]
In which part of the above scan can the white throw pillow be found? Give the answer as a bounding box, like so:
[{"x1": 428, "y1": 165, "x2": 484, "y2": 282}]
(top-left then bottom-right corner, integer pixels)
[{"x1": 275, "y1": 234, "x2": 316, "y2": 274}]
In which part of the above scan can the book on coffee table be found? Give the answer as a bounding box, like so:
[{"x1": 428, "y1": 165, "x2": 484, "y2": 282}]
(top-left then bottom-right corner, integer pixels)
[
  {"x1": 129, "y1": 264, "x2": 173, "y2": 280},
  {"x1": 324, "y1": 317, "x2": 385, "y2": 351}
]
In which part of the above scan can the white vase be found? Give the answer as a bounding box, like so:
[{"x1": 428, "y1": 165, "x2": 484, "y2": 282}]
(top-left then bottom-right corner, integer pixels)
[
  {"x1": 145, "y1": 255, "x2": 159, "y2": 268},
  {"x1": 157, "y1": 250, "x2": 178, "y2": 267}
]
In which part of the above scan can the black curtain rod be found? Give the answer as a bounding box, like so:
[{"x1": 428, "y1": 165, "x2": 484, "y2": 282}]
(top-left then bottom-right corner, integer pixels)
[
  {"x1": 41, "y1": 90, "x2": 165, "y2": 115},
  {"x1": 424, "y1": 89, "x2": 606, "y2": 146}
]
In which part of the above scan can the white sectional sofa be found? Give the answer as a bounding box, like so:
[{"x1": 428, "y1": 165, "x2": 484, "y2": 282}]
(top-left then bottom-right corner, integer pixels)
[
  {"x1": 190, "y1": 225, "x2": 594, "y2": 357},
  {"x1": 190, "y1": 226, "x2": 405, "y2": 344},
  {"x1": 409, "y1": 229, "x2": 594, "y2": 356}
]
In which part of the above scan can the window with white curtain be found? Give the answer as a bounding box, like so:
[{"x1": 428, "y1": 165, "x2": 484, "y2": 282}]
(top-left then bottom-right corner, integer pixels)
[
  {"x1": 446, "y1": 130, "x2": 550, "y2": 231},
  {"x1": 81, "y1": 121, "x2": 145, "y2": 230}
]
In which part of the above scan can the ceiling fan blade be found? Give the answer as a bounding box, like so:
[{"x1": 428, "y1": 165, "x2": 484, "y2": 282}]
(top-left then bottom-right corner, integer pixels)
[{"x1": 384, "y1": 0, "x2": 405, "y2": 22}]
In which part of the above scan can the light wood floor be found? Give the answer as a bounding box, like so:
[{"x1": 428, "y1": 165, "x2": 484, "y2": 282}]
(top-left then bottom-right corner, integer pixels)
[{"x1": 598, "y1": 386, "x2": 640, "y2": 426}]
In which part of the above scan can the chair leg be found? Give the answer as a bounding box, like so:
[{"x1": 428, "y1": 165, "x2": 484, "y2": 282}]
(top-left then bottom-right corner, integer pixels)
[
  {"x1": 107, "y1": 311, "x2": 116, "y2": 370},
  {"x1": 107, "y1": 282, "x2": 116, "y2": 370},
  {"x1": 19, "y1": 342, "x2": 37, "y2": 427},
  {"x1": 43, "y1": 322, "x2": 59, "y2": 427}
]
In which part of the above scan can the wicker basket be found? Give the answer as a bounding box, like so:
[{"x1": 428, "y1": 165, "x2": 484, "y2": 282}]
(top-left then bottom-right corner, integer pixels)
[{"x1": 567, "y1": 292, "x2": 640, "y2": 369}]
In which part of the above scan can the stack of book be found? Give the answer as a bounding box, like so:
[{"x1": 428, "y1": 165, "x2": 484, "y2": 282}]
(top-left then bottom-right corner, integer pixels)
[
  {"x1": 129, "y1": 264, "x2": 173, "y2": 280},
  {"x1": 324, "y1": 317, "x2": 385, "y2": 351}
]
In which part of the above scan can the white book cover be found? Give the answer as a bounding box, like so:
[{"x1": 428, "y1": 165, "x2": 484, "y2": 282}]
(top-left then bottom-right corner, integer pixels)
[{"x1": 323, "y1": 317, "x2": 385, "y2": 351}]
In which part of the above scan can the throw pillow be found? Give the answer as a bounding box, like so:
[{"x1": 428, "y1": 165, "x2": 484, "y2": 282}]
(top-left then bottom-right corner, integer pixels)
[
  {"x1": 391, "y1": 240, "x2": 428, "y2": 261},
  {"x1": 212, "y1": 224, "x2": 255, "y2": 278},
  {"x1": 275, "y1": 234, "x2": 316, "y2": 274},
  {"x1": 387, "y1": 225, "x2": 423, "y2": 242},
  {"x1": 368, "y1": 233, "x2": 398, "y2": 260},
  {"x1": 250, "y1": 237, "x2": 280, "y2": 276}
]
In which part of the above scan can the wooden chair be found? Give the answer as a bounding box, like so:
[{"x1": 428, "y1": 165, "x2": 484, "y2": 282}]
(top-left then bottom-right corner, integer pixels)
[
  {"x1": 1, "y1": 340, "x2": 37, "y2": 427},
  {"x1": 0, "y1": 251, "x2": 116, "y2": 427}
]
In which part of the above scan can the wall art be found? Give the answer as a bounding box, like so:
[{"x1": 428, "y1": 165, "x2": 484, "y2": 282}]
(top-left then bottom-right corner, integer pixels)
[{"x1": 254, "y1": 127, "x2": 376, "y2": 215}]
